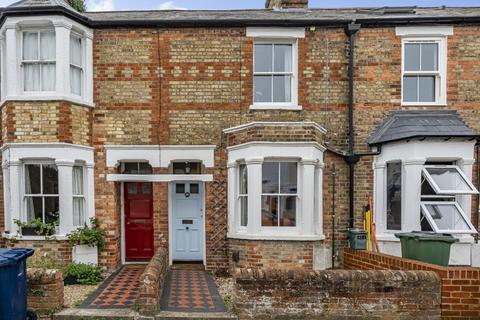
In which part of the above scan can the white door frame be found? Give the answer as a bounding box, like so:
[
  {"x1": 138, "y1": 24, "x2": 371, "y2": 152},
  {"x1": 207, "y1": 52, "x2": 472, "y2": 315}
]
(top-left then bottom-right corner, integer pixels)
[{"x1": 168, "y1": 181, "x2": 206, "y2": 266}]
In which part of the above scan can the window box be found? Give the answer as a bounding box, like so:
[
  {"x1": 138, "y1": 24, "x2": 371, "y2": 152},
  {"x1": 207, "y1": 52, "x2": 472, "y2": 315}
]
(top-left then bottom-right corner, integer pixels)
[
  {"x1": 19, "y1": 226, "x2": 55, "y2": 236},
  {"x1": 72, "y1": 245, "x2": 98, "y2": 265}
]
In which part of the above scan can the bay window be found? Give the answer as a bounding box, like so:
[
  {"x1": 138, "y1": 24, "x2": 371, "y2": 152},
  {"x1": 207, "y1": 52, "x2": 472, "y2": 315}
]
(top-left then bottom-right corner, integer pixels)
[
  {"x1": 24, "y1": 163, "x2": 59, "y2": 224},
  {"x1": 22, "y1": 30, "x2": 56, "y2": 92}
]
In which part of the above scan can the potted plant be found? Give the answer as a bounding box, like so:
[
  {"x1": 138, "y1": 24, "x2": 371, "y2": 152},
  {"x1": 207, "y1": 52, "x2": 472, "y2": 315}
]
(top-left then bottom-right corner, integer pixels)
[
  {"x1": 67, "y1": 218, "x2": 105, "y2": 266},
  {"x1": 14, "y1": 218, "x2": 58, "y2": 237}
]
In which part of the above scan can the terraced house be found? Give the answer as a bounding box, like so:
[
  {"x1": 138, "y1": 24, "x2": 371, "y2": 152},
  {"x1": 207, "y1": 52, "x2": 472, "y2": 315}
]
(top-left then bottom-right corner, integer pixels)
[{"x1": 0, "y1": 0, "x2": 479, "y2": 274}]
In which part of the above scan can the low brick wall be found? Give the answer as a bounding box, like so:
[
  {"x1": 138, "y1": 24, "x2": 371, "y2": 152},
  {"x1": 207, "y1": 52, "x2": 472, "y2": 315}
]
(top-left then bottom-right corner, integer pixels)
[
  {"x1": 5, "y1": 239, "x2": 72, "y2": 264},
  {"x1": 344, "y1": 248, "x2": 480, "y2": 319},
  {"x1": 234, "y1": 268, "x2": 441, "y2": 320},
  {"x1": 136, "y1": 247, "x2": 168, "y2": 316},
  {"x1": 27, "y1": 268, "x2": 64, "y2": 315}
]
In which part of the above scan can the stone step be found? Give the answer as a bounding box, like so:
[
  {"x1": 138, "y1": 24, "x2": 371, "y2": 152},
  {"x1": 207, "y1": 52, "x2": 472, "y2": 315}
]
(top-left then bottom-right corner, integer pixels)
[
  {"x1": 156, "y1": 311, "x2": 237, "y2": 320},
  {"x1": 53, "y1": 308, "x2": 139, "y2": 320}
]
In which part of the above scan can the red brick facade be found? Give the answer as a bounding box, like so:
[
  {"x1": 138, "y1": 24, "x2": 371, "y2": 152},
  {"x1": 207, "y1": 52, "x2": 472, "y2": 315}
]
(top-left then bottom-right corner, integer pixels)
[
  {"x1": 344, "y1": 248, "x2": 480, "y2": 319},
  {"x1": 0, "y1": 7, "x2": 479, "y2": 276}
]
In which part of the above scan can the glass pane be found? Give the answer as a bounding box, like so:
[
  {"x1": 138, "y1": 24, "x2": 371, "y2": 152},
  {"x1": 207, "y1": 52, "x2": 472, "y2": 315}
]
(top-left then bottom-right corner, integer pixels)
[
  {"x1": 42, "y1": 164, "x2": 58, "y2": 195},
  {"x1": 421, "y1": 43, "x2": 438, "y2": 71},
  {"x1": 279, "y1": 196, "x2": 296, "y2": 227},
  {"x1": 44, "y1": 196, "x2": 59, "y2": 224},
  {"x1": 254, "y1": 75, "x2": 272, "y2": 103},
  {"x1": 70, "y1": 67, "x2": 82, "y2": 96},
  {"x1": 254, "y1": 44, "x2": 272, "y2": 72},
  {"x1": 141, "y1": 183, "x2": 152, "y2": 194},
  {"x1": 418, "y1": 76, "x2": 435, "y2": 102},
  {"x1": 122, "y1": 163, "x2": 138, "y2": 174},
  {"x1": 280, "y1": 162, "x2": 297, "y2": 194},
  {"x1": 404, "y1": 43, "x2": 420, "y2": 71},
  {"x1": 73, "y1": 197, "x2": 84, "y2": 226},
  {"x1": 25, "y1": 164, "x2": 41, "y2": 194},
  {"x1": 127, "y1": 183, "x2": 137, "y2": 194},
  {"x1": 23, "y1": 32, "x2": 38, "y2": 60},
  {"x1": 172, "y1": 162, "x2": 201, "y2": 174},
  {"x1": 40, "y1": 32, "x2": 55, "y2": 61},
  {"x1": 425, "y1": 167, "x2": 474, "y2": 193},
  {"x1": 72, "y1": 166, "x2": 84, "y2": 195},
  {"x1": 190, "y1": 183, "x2": 199, "y2": 194},
  {"x1": 386, "y1": 162, "x2": 402, "y2": 230},
  {"x1": 41, "y1": 64, "x2": 56, "y2": 91},
  {"x1": 26, "y1": 196, "x2": 42, "y2": 222},
  {"x1": 176, "y1": 183, "x2": 185, "y2": 194},
  {"x1": 70, "y1": 35, "x2": 82, "y2": 66},
  {"x1": 240, "y1": 196, "x2": 248, "y2": 227},
  {"x1": 273, "y1": 75, "x2": 291, "y2": 103},
  {"x1": 261, "y1": 195, "x2": 278, "y2": 227},
  {"x1": 139, "y1": 163, "x2": 153, "y2": 174},
  {"x1": 424, "y1": 203, "x2": 471, "y2": 231},
  {"x1": 24, "y1": 64, "x2": 41, "y2": 91},
  {"x1": 262, "y1": 162, "x2": 279, "y2": 193},
  {"x1": 239, "y1": 164, "x2": 248, "y2": 195},
  {"x1": 403, "y1": 76, "x2": 417, "y2": 102},
  {"x1": 274, "y1": 44, "x2": 292, "y2": 72}
]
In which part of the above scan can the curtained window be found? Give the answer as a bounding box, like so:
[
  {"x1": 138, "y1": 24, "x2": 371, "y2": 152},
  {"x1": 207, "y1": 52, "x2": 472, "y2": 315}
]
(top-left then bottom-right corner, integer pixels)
[
  {"x1": 22, "y1": 31, "x2": 56, "y2": 92},
  {"x1": 70, "y1": 34, "x2": 83, "y2": 96},
  {"x1": 72, "y1": 165, "x2": 85, "y2": 226}
]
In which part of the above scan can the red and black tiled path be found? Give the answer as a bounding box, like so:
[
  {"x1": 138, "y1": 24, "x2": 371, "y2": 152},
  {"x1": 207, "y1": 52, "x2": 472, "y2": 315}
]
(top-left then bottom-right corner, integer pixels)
[
  {"x1": 160, "y1": 270, "x2": 226, "y2": 313},
  {"x1": 80, "y1": 265, "x2": 145, "y2": 309}
]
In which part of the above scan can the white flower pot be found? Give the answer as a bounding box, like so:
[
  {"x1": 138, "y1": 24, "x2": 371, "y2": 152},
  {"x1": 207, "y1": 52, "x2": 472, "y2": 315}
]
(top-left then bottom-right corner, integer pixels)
[{"x1": 72, "y1": 245, "x2": 98, "y2": 265}]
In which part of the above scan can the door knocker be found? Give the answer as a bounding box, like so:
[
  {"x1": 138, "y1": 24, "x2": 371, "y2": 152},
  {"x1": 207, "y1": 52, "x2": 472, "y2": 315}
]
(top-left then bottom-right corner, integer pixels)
[{"x1": 185, "y1": 192, "x2": 191, "y2": 198}]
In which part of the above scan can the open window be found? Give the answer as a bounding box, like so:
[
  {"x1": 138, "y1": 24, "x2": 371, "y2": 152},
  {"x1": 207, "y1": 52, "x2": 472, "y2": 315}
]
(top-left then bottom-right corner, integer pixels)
[
  {"x1": 421, "y1": 202, "x2": 477, "y2": 234},
  {"x1": 421, "y1": 164, "x2": 478, "y2": 234}
]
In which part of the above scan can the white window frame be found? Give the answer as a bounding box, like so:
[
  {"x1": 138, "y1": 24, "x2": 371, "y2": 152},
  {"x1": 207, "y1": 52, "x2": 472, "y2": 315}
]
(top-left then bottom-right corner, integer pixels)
[
  {"x1": 69, "y1": 32, "x2": 83, "y2": 97},
  {"x1": 23, "y1": 161, "x2": 59, "y2": 225},
  {"x1": 72, "y1": 164, "x2": 86, "y2": 227},
  {"x1": 422, "y1": 165, "x2": 479, "y2": 195},
  {"x1": 401, "y1": 36, "x2": 447, "y2": 106},
  {"x1": 237, "y1": 163, "x2": 248, "y2": 229},
  {"x1": 420, "y1": 201, "x2": 477, "y2": 234},
  {"x1": 260, "y1": 160, "x2": 299, "y2": 231},
  {"x1": 251, "y1": 39, "x2": 300, "y2": 110},
  {"x1": 21, "y1": 29, "x2": 56, "y2": 93}
]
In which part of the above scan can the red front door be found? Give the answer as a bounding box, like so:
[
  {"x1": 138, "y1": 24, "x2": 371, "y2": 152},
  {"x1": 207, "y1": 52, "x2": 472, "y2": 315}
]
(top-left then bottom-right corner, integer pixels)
[{"x1": 124, "y1": 182, "x2": 154, "y2": 261}]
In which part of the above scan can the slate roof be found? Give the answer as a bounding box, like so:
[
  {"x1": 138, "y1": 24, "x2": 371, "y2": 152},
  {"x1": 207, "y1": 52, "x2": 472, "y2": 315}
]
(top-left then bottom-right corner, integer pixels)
[
  {"x1": 8, "y1": 0, "x2": 75, "y2": 11},
  {"x1": 367, "y1": 110, "x2": 477, "y2": 145}
]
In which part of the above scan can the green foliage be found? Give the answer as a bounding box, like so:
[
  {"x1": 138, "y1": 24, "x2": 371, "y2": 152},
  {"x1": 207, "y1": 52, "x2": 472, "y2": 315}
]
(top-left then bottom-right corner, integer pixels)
[
  {"x1": 27, "y1": 251, "x2": 67, "y2": 273},
  {"x1": 68, "y1": 0, "x2": 86, "y2": 12},
  {"x1": 14, "y1": 218, "x2": 58, "y2": 236},
  {"x1": 65, "y1": 263, "x2": 103, "y2": 285},
  {"x1": 67, "y1": 218, "x2": 106, "y2": 250}
]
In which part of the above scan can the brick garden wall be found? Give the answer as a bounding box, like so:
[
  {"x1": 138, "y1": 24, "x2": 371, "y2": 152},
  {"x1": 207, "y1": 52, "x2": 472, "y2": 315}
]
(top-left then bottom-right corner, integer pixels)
[
  {"x1": 5, "y1": 239, "x2": 71, "y2": 264},
  {"x1": 234, "y1": 268, "x2": 441, "y2": 319},
  {"x1": 27, "y1": 268, "x2": 64, "y2": 316},
  {"x1": 344, "y1": 248, "x2": 480, "y2": 319}
]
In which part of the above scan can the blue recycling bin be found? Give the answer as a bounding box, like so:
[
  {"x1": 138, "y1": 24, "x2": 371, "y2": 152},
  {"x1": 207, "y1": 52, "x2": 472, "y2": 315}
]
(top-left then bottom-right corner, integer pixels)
[{"x1": 0, "y1": 248, "x2": 35, "y2": 320}]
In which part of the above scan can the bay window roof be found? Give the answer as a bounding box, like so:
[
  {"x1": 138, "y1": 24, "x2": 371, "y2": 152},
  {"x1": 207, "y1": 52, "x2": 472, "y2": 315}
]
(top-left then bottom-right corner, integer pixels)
[{"x1": 368, "y1": 110, "x2": 477, "y2": 145}]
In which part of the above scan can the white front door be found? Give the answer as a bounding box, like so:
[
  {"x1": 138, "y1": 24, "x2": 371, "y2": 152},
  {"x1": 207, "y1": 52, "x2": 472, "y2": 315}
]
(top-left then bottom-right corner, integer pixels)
[{"x1": 172, "y1": 182, "x2": 204, "y2": 261}]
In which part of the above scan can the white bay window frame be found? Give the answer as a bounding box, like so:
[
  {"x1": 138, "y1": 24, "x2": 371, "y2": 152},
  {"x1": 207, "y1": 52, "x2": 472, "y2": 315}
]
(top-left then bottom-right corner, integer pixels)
[
  {"x1": 1, "y1": 143, "x2": 94, "y2": 240},
  {"x1": 420, "y1": 202, "x2": 476, "y2": 234},
  {"x1": 0, "y1": 15, "x2": 93, "y2": 107},
  {"x1": 227, "y1": 142, "x2": 324, "y2": 240}
]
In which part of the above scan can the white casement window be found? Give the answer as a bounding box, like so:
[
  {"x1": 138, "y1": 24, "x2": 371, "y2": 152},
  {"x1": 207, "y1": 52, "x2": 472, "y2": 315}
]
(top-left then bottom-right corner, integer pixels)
[
  {"x1": 70, "y1": 33, "x2": 83, "y2": 96},
  {"x1": 72, "y1": 165, "x2": 85, "y2": 227},
  {"x1": 252, "y1": 40, "x2": 299, "y2": 109},
  {"x1": 22, "y1": 30, "x2": 56, "y2": 92},
  {"x1": 24, "y1": 163, "x2": 59, "y2": 225},
  {"x1": 238, "y1": 163, "x2": 248, "y2": 227},
  {"x1": 261, "y1": 161, "x2": 297, "y2": 227},
  {"x1": 401, "y1": 37, "x2": 447, "y2": 105},
  {"x1": 420, "y1": 165, "x2": 478, "y2": 234}
]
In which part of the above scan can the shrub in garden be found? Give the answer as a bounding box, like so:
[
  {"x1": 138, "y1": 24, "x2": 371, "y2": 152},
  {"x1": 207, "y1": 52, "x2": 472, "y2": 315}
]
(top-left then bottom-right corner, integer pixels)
[{"x1": 64, "y1": 263, "x2": 103, "y2": 285}]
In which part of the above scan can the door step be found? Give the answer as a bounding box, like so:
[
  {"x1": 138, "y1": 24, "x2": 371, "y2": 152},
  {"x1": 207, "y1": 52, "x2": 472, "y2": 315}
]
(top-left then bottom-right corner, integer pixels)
[
  {"x1": 156, "y1": 311, "x2": 236, "y2": 320},
  {"x1": 171, "y1": 262, "x2": 205, "y2": 271}
]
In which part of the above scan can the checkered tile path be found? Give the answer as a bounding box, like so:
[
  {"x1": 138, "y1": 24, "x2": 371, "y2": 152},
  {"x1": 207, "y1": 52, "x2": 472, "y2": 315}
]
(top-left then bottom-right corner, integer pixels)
[
  {"x1": 80, "y1": 265, "x2": 145, "y2": 309},
  {"x1": 161, "y1": 270, "x2": 226, "y2": 313}
]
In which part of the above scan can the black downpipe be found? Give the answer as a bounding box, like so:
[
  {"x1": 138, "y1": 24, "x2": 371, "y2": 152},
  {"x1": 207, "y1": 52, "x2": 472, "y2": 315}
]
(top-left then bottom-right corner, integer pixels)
[{"x1": 345, "y1": 23, "x2": 361, "y2": 229}]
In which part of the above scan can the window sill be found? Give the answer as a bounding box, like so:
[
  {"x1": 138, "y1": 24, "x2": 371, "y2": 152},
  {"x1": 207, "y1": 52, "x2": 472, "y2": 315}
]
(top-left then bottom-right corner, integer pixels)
[
  {"x1": 227, "y1": 232, "x2": 325, "y2": 241},
  {"x1": 2, "y1": 232, "x2": 68, "y2": 241},
  {"x1": 401, "y1": 102, "x2": 447, "y2": 107},
  {"x1": 249, "y1": 104, "x2": 302, "y2": 111},
  {"x1": 2, "y1": 95, "x2": 95, "y2": 108}
]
